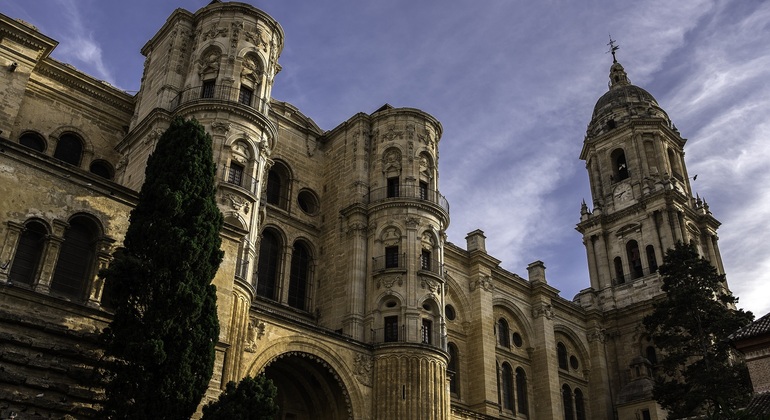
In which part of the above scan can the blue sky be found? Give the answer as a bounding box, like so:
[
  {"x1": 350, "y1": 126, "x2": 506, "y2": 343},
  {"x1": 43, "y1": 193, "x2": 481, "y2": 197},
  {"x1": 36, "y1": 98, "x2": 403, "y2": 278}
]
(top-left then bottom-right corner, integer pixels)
[{"x1": 4, "y1": 0, "x2": 769, "y2": 316}]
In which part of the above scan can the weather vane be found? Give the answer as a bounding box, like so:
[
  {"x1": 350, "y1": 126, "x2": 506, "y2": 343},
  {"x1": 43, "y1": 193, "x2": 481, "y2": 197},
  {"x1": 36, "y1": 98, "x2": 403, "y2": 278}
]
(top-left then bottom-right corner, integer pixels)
[{"x1": 607, "y1": 35, "x2": 619, "y2": 63}]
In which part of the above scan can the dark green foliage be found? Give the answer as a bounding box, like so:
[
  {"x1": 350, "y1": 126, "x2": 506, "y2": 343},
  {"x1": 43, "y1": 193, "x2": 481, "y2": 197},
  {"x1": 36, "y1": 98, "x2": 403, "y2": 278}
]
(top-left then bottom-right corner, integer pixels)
[
  {"x1": 643, "y1": 242, "x2": 754, "y2": 419},
  {"x1": 101, "y1": 117, "x2": 224, "y2": 419},
  {"x1": 201, "y1": 375, "x2": 279, "y2": 420}
]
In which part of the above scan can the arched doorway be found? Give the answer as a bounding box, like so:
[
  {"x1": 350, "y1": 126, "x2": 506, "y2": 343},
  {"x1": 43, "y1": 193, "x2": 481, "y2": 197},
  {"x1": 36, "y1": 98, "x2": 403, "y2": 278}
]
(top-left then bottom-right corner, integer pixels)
[{"x1": 262, "y1": 352, "x2": 352, "y2": 420}]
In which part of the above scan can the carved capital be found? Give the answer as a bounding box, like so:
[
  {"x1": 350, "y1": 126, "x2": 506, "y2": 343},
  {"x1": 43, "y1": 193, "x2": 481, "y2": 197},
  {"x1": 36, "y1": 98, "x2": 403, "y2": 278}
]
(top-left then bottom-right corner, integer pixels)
[
  {"x1": 531, "y1": 302, "x2": 554, "y2": 320},
  {"x1": 469, "y1": 274, "x2": 494, "y2": 292}
]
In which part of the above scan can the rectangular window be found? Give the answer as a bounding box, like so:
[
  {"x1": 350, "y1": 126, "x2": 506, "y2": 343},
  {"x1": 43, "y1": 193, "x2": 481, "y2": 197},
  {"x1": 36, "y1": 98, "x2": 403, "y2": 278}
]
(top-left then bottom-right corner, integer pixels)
[
  {"x1": 422, "y1": 319, "x2": 432, "y2": 344},
  {"x1": 387, "y1": 177, "x2": 399, "y2": 198},
  {"x1": 385, "y1": 246, "x2": 399, "y2": 269},
  {"x1": 201, "y1": 80, "x2": 215, "y2": 98},
  {"x1": 419, "y1": 181, "x2": 429, "y2": 200},
  {"x1": 384, "y1": 316, "x2": 399, "y2": 342},
  {"x1": 227, "y1": 162, "x2": 244, "y2": 186},
  {"x1": 641, "y1": 410, "x2": 651, "y2": 420},
  {"x1": 238, "y1": 86, "x2": 253, "y2": 105},
  {"x1": 420, "y1": 249, "x2": 431, "y2": 271}
]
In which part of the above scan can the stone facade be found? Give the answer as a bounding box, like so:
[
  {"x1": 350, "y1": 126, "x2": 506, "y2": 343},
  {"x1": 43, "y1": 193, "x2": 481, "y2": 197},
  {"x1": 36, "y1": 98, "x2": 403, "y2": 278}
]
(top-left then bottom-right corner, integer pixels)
[{"x1": 0, "y1": 2, "x2": 733, "y2": 420}]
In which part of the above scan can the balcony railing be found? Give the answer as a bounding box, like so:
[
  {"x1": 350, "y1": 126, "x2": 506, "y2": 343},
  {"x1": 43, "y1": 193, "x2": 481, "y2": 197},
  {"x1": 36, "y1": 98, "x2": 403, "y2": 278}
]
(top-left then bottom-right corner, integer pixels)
[
  {"x1": 170, "y1": 85, "x2": 270, "y2": 114},
  {"x1": 418, "y1": 257, "x2": 443, "y2": 276},
  {"x1": 220, "y1": 165, "x2": 259, "y2": 195},
  {"x1": 366, "y1": 184, "x2": 449, "y2": 213},
  {"x1": 372, "y1": 253, "x2": 406, "y2": 272},
  {"x1": 370, "y1": 324, "x2": 447, "y2": 349},
  {"x1": 613, "y1": 266, "x2": 658, "y2": 285}
]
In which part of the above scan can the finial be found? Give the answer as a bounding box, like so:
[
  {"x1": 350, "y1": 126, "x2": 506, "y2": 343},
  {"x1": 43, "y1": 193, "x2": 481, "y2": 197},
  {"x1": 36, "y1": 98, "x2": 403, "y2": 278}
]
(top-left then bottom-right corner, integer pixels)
[{"x1": 607, "y1": 35, "x2": 619, "y2": 63}]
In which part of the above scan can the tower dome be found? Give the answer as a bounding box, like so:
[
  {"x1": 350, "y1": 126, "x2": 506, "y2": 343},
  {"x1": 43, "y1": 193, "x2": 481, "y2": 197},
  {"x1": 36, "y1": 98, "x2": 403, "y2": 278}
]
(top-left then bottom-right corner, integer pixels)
[{"x1": 587, "y1": 60, "x2": 671, "y2": 137}]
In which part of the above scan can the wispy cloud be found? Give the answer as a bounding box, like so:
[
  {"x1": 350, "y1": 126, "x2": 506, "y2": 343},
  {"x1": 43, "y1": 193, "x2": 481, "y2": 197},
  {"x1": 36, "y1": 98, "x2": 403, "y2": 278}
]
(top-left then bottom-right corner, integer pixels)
[{"x1": 53, "y1": 1, "x2": 115, "y2": 85}]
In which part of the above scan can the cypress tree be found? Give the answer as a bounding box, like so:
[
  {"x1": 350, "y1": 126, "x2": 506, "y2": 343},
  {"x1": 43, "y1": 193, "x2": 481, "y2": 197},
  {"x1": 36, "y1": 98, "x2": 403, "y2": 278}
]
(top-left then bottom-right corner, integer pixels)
[
  {"x1": 201, "y1": 375, "x2": 279, "y2": 420},
  {"x1": 643, "y1": 242, "x2": 753, "y2": 419},
  {"x1": 101, "y1": 116, "x2": 224, "y2": 419}
]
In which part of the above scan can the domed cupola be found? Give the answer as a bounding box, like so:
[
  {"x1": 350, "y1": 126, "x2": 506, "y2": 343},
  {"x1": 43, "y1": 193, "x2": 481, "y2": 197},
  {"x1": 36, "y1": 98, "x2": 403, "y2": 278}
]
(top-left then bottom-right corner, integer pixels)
[{"x1": 587, "y1": 59, "x2": 671, "y2": 137}]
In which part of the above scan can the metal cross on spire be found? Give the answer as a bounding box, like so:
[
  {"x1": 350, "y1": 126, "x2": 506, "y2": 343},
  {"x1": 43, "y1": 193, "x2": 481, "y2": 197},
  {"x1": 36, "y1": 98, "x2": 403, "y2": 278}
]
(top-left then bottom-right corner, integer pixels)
[{"x1": 607, "y1": 35, "x2": 619, "y2": 63}]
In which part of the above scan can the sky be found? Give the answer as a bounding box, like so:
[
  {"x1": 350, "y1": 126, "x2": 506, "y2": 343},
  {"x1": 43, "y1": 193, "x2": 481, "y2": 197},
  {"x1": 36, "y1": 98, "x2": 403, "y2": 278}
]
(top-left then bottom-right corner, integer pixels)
[{"x1": 3, "y1": 0, "x2": 769, "y2": 316}]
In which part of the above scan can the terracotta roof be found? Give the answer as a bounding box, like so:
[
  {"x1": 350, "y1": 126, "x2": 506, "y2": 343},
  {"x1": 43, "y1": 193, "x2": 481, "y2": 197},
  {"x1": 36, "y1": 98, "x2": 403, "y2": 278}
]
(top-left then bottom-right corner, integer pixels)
[{"x1": 730, "y1": 312, "x2": 770, "y2": 341}]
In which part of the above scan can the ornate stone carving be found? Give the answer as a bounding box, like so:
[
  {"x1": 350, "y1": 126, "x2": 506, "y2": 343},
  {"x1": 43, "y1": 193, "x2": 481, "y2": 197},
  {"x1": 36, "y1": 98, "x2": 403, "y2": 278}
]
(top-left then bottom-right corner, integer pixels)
[
  {"x1": 405, "y1": 217, "x2": 420, "y2": 229},
  {"x1": 377, "y1": 275, "x2": 402, "y2": 290},
  {"x1": 201, "y1": 25, "x2": 228, "y2": 41},
  {"x1": 241, "y1": 54, "x2": 262, "y2": 83},
  {"x1": 469, "y1": 274, "x2": 494, "y2": 292},
  {"x1": 531, "y1": 302, "x2": 554, "y2": 320},
  {"x1": 421, "y1": 276, "x2": 440, "y2": 293},
  {"x1": 381, "y1": 227, "x2": 400, "y2": 247},
  {"x1": 223, "y1": 194, "x2": 251, "y2": 214},
  {"x1": 353, "y1": 353, "x2": 373, "y2": 386},
  {"x1": 198, "y1": 49, "x2": 221, "y2": 77},
  {"x1": 588, "y1": 327, "x2": 606, "y2": 343},
  {"x1": 381, "y1": 127, "x2": 403, "y2": 143},
  {"x1": 144, "y1": 128, "x2": 164, "y2": 146},
  {"x1": 211, "y1": 121, "x2": 230, "y2": 134},
  {"x1": 244, "y1": 317, "x2": 266, "y2": 353},
  {"x1": 245, "y1": 27, "x2": 268, "y2": 51}
]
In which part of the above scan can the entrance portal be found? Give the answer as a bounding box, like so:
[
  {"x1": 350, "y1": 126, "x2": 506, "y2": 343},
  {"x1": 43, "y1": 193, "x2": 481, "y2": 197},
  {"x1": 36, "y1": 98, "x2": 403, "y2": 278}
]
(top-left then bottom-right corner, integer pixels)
[{"x1": 263, "y1": 352, "x2": 352, "y2": 420}]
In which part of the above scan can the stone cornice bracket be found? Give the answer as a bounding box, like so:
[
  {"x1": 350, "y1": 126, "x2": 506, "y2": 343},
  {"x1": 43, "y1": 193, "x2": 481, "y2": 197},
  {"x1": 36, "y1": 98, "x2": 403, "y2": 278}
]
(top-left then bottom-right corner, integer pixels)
[
  {"x1": 469, "y1": 274, "x2": 494, "y2": 292},
  {"x1": 531, "y1": 302, "x2": 554, "y2": 320}
]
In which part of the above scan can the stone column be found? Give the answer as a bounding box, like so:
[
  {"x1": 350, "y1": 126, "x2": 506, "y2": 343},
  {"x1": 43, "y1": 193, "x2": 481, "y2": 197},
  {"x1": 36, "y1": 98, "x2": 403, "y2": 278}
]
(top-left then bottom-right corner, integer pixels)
[
  {"x1": 34, "y1": 219, "x2": 69, "y2": 294},
  {"x1": 86, "y1": 237, "x2": 115, "y2": 307},
  {"x1": 529, "y1": 288, "x2": 562, "y2": 419},
  {"x1": 0, "y1": 221, "x2": 24, "y2": 283}
]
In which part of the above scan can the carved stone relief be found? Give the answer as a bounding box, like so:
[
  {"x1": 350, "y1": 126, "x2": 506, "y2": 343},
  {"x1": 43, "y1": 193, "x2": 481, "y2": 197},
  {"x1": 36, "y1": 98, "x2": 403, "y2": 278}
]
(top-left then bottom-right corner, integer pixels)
[{"x1": 244, "y1": 317, "x2": 266, "y2": 353}]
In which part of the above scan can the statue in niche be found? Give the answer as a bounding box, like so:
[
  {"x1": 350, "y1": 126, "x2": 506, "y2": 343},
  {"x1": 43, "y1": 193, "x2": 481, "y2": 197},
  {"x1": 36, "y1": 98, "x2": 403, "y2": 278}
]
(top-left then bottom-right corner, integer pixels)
[
  {"x1": 198, "y1": 50, "x2": 221, "y2": 77},
  {"x1": 419, "y1": 155, "x2": 431, "y2": 178},
  {"x1": 241, "y1": 55, "x2": 261, "y2": 83}
]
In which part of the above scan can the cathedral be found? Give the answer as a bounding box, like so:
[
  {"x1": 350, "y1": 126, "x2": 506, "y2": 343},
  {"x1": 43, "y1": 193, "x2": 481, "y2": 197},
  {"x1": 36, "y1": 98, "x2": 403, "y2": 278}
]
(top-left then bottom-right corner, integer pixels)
[{"x1": 0, "y1": 2, "x2": 730, "y2": 419}]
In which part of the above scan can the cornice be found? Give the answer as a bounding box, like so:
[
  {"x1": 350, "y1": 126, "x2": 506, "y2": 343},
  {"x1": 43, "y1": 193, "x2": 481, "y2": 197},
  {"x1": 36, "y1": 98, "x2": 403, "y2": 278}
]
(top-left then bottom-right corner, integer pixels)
[
  {"x1": 174, "y1": 101, "x2": 277, "y2": 140},
  {"x1": 0, "y1": 14, "x2": 57, "y2": 61},
  {"x1": 33, "y1": 60, "x2": 135, "y2": 115}
]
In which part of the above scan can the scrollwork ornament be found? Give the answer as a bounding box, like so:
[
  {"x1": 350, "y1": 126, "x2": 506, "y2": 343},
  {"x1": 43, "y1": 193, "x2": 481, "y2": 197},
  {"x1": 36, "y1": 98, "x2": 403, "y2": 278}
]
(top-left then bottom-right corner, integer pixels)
[
  {"x1": 244, "y1": 317, "x2": 266, "y2": 353},
  {"x1": 353, "y1": 353, "x2": 373, "y2": 386}
]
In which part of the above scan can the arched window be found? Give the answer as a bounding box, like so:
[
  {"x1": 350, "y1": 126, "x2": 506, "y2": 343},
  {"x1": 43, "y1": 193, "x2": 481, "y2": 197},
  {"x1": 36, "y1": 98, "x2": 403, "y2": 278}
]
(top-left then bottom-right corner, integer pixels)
[
  {"x1": 497, "y1": 318, "x2": 510, "y2": 348},
  {"x1": 646, "y1": 346, "x2": 658, "y2": 365},
  {"x1": 557, "y1": 342, "x2": 568, "y2": 370},
  {"x1": 646, "y1": 245, "x2": 658, "y2": 273},
  {"x1": 53, "y1": 133, "x2": 84, "y2": 166},
  {"x1": 611, "y1": 148, "x2": 629, "y2": 181},
  {"x1": 626, "y1": 240, "x2": 643, "y2": 279},
  {"x1": 668, "y1": 148, "x2": 682, "y2": 180},
  {"x1": 287, "y1": 241, "x2": 311, "y2": 311},
  {"x1": 501, "y1": 363, "x2": 514, "y2": 411},
  {"x1": 562, "y1": 384, "x2": 574, "y2": 420},
  {"x1": 256, "y1": 229, "x2": 282, "y2": 300},
  {"x1": 51, "y1": 216, "x2": 99, "y2": 299},
  {"x1": 448, "y1": 342, "x2": 459, "y2": 396},
  {"x1": 266, "y1": 161, "x2": 290, "y2": 209},
  {"x1": 574, "y1": 388, "x2": 586, "y2": 420},
  {"x1": 516, "y1": 367, "x2": 528, "y2": 415},
  {"x1": 614, "y1": 256, "x2": 625, "y2": 284},
  {"x1": 89, "y1": 160, "x2": 114, "y2": 180},
  {"x1": 9, "y1": 220, "x2": 48, "y2": 285},
  {"x1": 19, "y1": 132, "x2": 46, "y2": 152}
]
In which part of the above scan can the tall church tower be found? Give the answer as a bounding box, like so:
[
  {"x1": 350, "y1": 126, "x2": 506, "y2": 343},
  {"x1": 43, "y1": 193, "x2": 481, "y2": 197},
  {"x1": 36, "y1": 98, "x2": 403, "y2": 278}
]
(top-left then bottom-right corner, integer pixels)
[
  {"x1": 576, "y1": 49, "x2": 727, "y2": 418},
  {"x1": 576, "y1": 53, "x2": 725, "y2": 311}
]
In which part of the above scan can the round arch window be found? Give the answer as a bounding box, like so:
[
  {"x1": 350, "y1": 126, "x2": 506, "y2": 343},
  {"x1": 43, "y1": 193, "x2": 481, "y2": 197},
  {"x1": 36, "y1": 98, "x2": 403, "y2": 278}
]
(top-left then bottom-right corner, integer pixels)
[
  {"x1": 297, "y1": 189, "x2": 320, "y2": 215},
  {"x1": 445, "y1": 304, "x2": 456, "y2": 321},
  {"x1": 90, "y1": 160, "x2": 114, "y2": 180},
  {"x1": 570, "y1": 355, "x2": 579, "y2": 370}
]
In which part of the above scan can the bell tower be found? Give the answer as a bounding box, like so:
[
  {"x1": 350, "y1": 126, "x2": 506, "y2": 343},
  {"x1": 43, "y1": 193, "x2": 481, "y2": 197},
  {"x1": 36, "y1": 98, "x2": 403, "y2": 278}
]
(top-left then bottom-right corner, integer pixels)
[{"x1": 576, "y1": 49, "x2": 725, "y2": 311}]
